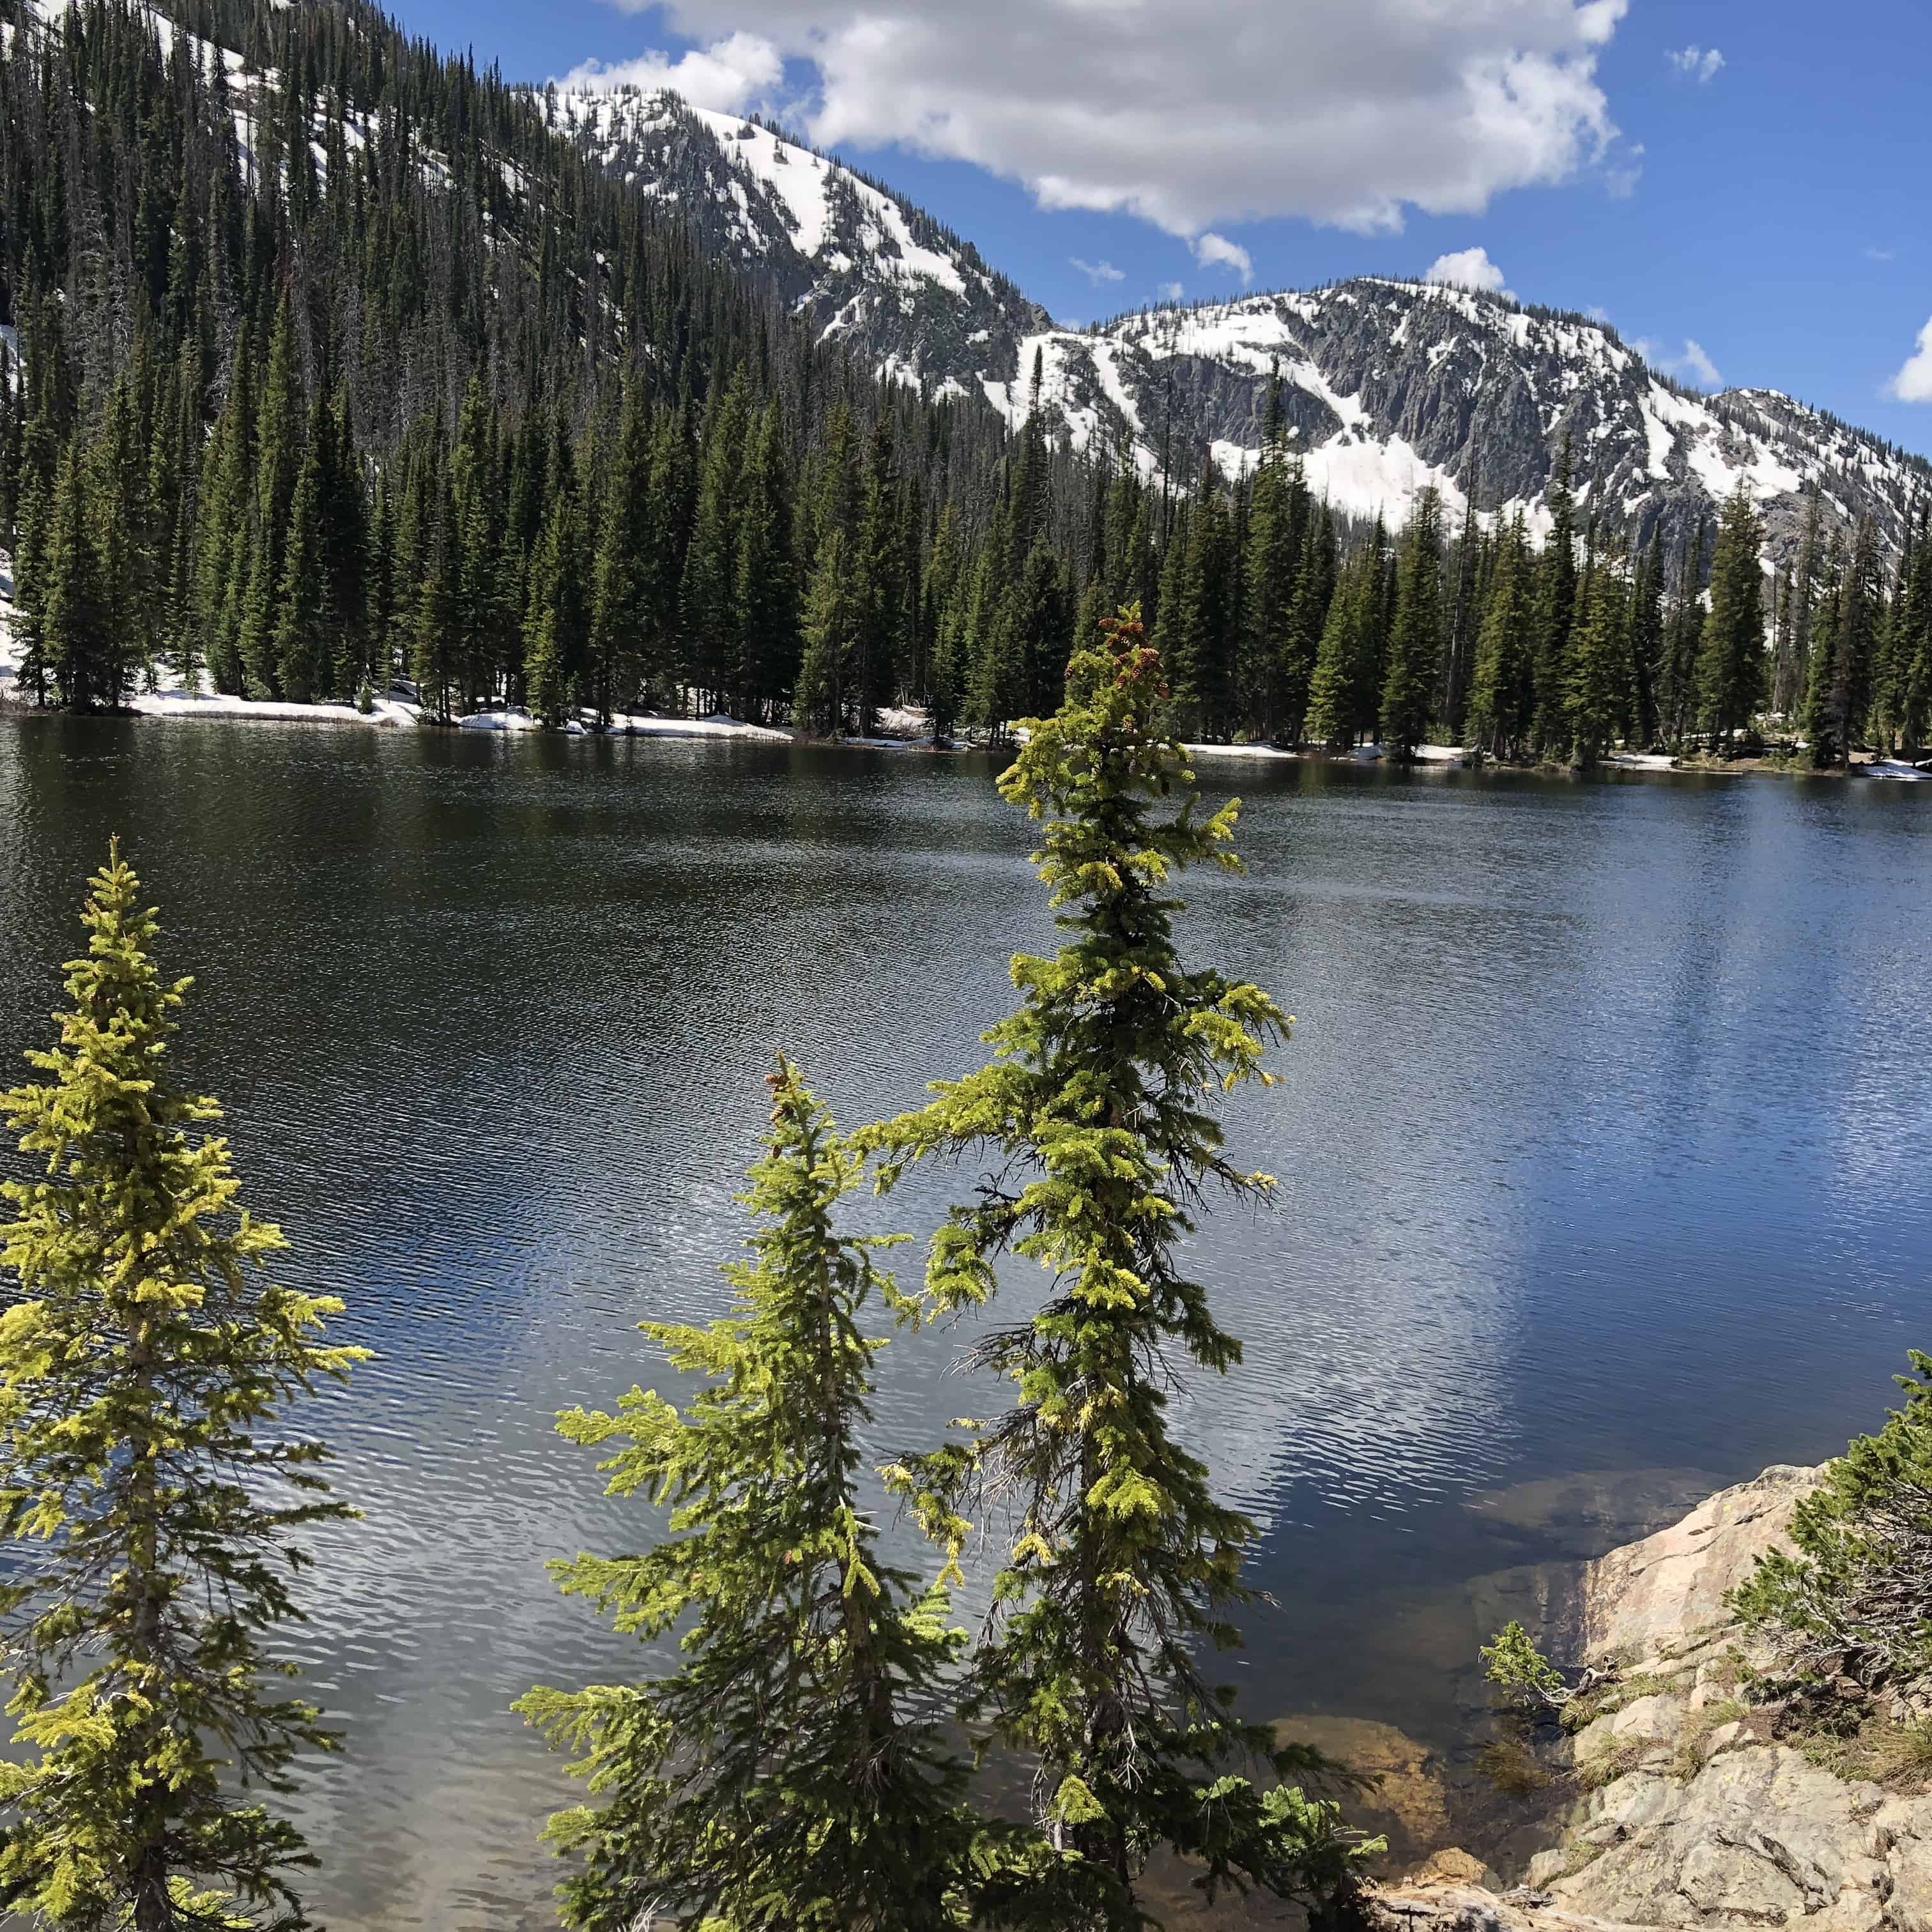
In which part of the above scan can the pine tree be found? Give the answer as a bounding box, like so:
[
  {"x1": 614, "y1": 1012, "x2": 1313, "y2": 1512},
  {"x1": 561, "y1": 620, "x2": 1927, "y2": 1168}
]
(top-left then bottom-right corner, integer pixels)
[
  {"x1": 1567, "y1": 548, "x2": 1636, "y2": 767},
  {"x1": 1009, "y1": 535, "x2": 1071, "y2": 727},
  {"x1": 1805, "y1": 516, "x2": 1882, "y2": 766},
  {"x1": 854, "y1": 412, "x2": 906, "y2": 735},
  {"x1": 155, "y1": 346, "x2": 204, "y2": 692},
  {"x1": 1529, "y1": 443, "x2": 1578, "y2": 756},
  {"x1": 450, "y1": 378, "x2": 508, "y2": 716},
  {"x1": 1379, "y1": 487, "x2": 1445, "y2": 760},
  {"x1": 195, "y1": 341, "x2": 256, "y2": 696},
  {"x1": 1242, "y1": 433, "x2": 1304, "y2": 739},
  {"x1": 1628, "y1": 530, "x2": 1664, "y2": 749},
  {"x1": 1783, "y1": 488, "x2": 1823, "y2": 728},
  {"x1": 0, "y1": 844, "x2": 364, "y2": 1929},
  {"x1": 320, "y1": 387, "x2": 369, "y2": 698},
  {"x1": 642, "y1": 404, "x2": 697, "y2": 710},
  {"x1": 39, "y1": 442, "x2": 114, "y2": 712},
  {"x1": 924, "y1": 502, "x2": 965, "y2": 743},
  {"x1": 1899, "y1": 502, "x2": 1932, "y2": 753},
  {"x1": 238, "y1": 298, "x2": 303, "y2": 700},
  {"x1": 410, "y1": 465, "x2": 462, "y2": 724},
  {"x1": 1280, "y1": 505, "x2": 1335, "y2": 744},
  {"x1": 1736, "y1": 1353, "x2": 1932, "y2": 1690},
  {"x1": 0, "y1": 336, "x2": 20, "y2": 549},
  {"x1": 928, "y1": 594, "x2": 967, "y2": 746},
  {"x1": 856, "y1": 608, "x2": 1376, "y2": 1928},
  {"x1": 86, "y1": 369, "x2": 157, "y2": 697},
  {"x1": 523, "y1": 483, "x2": 587, "y2": 728},
  {"x1": 681, "y1": 376, "x2": 747, "y2": 711},
  {"x1": 796, "y1": 523, "x2": 856, "y2": 736},
  {"x1": 1149, "y1": 503, "x2": 1192, "y2": 726},
  {"x1": 588, "y1": 390, "x2": 652, "y2": 727},
  {"x1": 1165, "y1": 465, "x2": 1234, "y2": 740},
  {"x1": 1657, "y1": 518, "x2": 1708, "y2": 751},
  {"x1": 272, "y1": 394, "x2": 333, "y2": 704},
  {"x1": 1305, "y1": 535, "x2": 1379, "y2": 750},
  {"x1": 732, "y1": 395, "x2": 797, "y2": 723},
  {"x1": 1696, "y1": 481, "x2": 1767, "y2": 751},
  {"x1": 964, "y1": 520, "x2": 1022, "y2": 742},
  {"x1": 516, "y1": 1059, "x2": 977, "y2": 1932},
  {"x1": 1464, "y1": 512, "x2": 1533, "y2": 760}
]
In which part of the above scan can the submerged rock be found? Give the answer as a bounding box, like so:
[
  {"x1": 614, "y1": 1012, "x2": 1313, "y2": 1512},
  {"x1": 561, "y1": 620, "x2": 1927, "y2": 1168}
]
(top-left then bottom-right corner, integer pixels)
[{"x1": 1273, "y1": 1716, "x2": 1455, "y2": 1874}]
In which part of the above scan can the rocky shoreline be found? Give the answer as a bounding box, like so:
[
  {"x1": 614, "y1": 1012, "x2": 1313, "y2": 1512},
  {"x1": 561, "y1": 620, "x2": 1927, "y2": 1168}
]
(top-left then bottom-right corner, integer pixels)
[{"x1": 1374, "y1": 1464, "x2": 1932, "y2": 1931}]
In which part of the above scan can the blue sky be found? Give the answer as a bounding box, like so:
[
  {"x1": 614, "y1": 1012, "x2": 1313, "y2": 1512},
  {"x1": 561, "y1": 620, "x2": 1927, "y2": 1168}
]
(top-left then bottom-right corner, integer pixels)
[{"x1": 402, "y1": 0, "x2": 1931, "y2": 457}]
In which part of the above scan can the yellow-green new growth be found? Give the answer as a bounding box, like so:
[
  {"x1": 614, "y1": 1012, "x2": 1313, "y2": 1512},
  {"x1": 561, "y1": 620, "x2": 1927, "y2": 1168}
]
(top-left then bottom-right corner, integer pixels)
[
  {"x1": 855, "y1": 608, "x2": 1372, "y2": 1929},
  {"x1": 0, "y1": 841, "x2": 365, "y2": 1931},
  {"x1": 517, "y1": 1057, "x2": 980, "y2": 1932}
]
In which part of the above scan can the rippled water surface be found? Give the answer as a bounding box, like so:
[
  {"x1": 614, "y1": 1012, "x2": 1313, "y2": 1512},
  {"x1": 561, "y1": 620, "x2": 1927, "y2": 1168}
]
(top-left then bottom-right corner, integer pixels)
[{"x1": 3, "y1": 715, "x2": 1930, "y2": 1921}]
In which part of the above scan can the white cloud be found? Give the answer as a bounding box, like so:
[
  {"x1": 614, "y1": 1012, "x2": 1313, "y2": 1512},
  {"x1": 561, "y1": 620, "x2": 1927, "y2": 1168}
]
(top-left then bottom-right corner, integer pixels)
[
  {"x1": 1158, "y1": 281, "x2": 1186, "y2": 303},
  {"x1": 1666, "y1": 45, "x2": 1724, "y2": 83},
  {"x1": 1424, "y1": 245, "x2": 1516, "y2": 301},
  {"x1": 1584, "y1": 303, "x2": 1611, "y2": 322},
  {"x1": 610, "y1": 0, "x2": 1627, "y2": 241},
  {"x1": 1070, "y1": 257, "x2": 1125, "y2": 285},
  {"x1": 1193, "y1": 232, "x2": 1253, "y2": 281},
  {"x1": 1604, "y1": 139, "x2": 1644, "y2": 197},
  {"x1": 1678, "y1": 339, "x2": 1722, "y2": 387},
  {"x1": 557, "y1": 31, "x2": 784, "y2": 112},
  {"x1": 1634, "y1": 335, "x2": 1722, "y2": 388},
  {"x1": 1889, "y1": 316, "x2": 1932, "y2": 403},
  {"x1": 1866, "y1": 245, "x2": 1898, "y2": 264}
]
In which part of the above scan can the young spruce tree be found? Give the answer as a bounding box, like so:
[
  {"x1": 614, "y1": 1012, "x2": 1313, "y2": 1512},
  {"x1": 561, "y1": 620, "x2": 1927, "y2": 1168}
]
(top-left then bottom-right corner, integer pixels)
[
  {"x1": 1697, "y1": 481, "x2": 1768, "y2": 751},
  {"x1": 858, "y1": 607, "x2": 1374, "y2": 1929},
  {"x1": 1735, "y1": 1353, "x2": 1932, "y2": 1689},
  {"x1": 517, "y1": 1058, "x2": 977, "y2": 1932},
  {"x1": 0, "y1": 844, "x2": 364, "y2": 1930}
]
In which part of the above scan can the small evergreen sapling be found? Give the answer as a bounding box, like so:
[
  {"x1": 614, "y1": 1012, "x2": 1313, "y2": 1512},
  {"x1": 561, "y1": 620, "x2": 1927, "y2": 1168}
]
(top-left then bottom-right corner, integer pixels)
[
  {"x1": 1735, "y1": 1353, "x2": 1932, "y2": 1690},
  {"x1": 1480, "y1": 1621, "x2": 1572, "y2": 1719},
  {"x1": 857, "y1": 607, "x2": 1376, "y2": 1929},
  {"x1": 0, "y1": 843, "x2": 365, "y2": 1930},
  {"x1": 517, "y1": 1059, "x2": 977, "y2": 1932}
]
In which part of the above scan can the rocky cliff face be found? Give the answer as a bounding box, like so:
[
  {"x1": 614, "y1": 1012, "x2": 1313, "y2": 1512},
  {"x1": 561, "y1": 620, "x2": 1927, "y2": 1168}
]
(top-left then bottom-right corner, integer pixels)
[
  {"x1": 1379, "y1": 1464, "x2": 1932, "y2": 1932},
  {"x1": 990, "y1": 286, "x2": 1927, "y2": 568}
]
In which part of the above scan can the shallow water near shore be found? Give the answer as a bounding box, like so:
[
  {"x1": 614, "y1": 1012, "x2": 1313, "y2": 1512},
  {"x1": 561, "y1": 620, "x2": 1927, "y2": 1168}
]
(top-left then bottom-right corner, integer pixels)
[{"x1": 3, "y1": 714, "x2": 1930, "y2": 1922}]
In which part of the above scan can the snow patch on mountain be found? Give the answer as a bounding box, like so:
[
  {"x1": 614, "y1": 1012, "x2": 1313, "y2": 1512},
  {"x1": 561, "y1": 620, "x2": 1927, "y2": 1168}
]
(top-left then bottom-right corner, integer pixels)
[
  {"x1": 548, "y1": 84, "x2": 1046, "y2": 387},
  {"x1": 979, "y1": 280, "x2": 1924, "y2": 562},
  {"x1": 1303, "y1": 435, "x2": 1471, "y2": 527},
  {"x1": 705, "y1": 111, "x2": 967, "y2": 296}
]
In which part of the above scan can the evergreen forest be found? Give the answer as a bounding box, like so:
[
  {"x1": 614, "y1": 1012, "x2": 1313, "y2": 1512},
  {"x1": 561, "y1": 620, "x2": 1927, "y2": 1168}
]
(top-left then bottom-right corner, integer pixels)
[{"x1": 3, "y1": 0, "x2": 1930, "y2": 764}]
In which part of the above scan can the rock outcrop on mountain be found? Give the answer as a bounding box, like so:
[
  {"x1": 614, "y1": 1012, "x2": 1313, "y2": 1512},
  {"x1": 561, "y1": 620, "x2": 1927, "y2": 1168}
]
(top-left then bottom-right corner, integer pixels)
[
  {"x1": 985, "y1": 286, "x2": 1926, "y2": 567},
  {"x1": 1377, "y1": 1464, "x2": 1932, "y2": 1932}
]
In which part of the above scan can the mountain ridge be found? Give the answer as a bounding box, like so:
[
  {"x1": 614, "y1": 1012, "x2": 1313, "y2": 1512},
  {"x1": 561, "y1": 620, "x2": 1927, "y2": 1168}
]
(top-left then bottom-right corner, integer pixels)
[
  {"x1": 547, "y1": 82, "x2": 1926, "y2": 562},
  {"x1": 539, "y1": 84, "x2": 1050, "y2": 392}
]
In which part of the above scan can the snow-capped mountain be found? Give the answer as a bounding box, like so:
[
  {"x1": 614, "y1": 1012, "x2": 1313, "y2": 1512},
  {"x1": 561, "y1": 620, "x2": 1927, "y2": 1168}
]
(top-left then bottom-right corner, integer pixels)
[
  {"x1": 541, "y1": 86, "x2": 1049, "y2": 390},
  {"x1": 551, "y1": 88, "x2": 1923, "y2": 562},
  {"x1": 982, "y1": 281, "x2": 1928, "y2": 564}
]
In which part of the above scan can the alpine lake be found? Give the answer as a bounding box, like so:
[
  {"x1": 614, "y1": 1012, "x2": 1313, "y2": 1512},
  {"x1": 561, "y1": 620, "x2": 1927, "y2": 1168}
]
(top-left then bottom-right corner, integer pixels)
[{"x1": 3, "y1": 712, "x2": 1930, "y2": 1922}]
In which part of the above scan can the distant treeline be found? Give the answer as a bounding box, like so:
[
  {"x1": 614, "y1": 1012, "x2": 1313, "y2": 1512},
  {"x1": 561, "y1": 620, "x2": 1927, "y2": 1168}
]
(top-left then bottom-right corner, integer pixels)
[{"x1": 2, "y1": 0, "x2": 1929, "y2": 763}]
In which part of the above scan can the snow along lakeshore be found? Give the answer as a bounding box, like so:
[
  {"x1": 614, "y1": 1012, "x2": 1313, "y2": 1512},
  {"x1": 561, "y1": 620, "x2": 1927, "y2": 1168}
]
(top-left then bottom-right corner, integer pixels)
[
  {"x1": 456, "y1": 707, "x2": 791, "y2": 741},
  {"x1": 0, "y1": 678, "x2": 811, "y2": 740}
]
